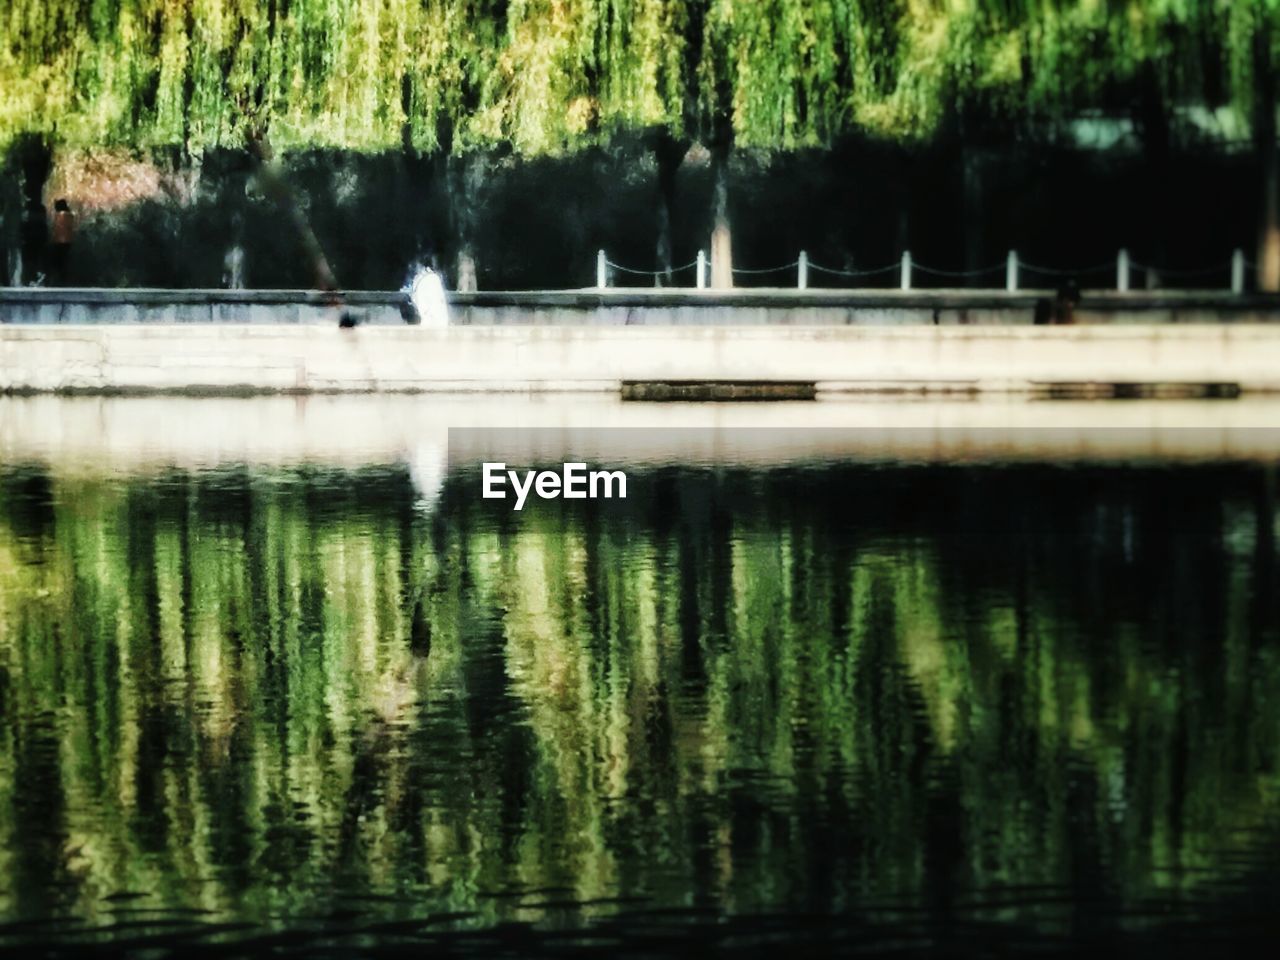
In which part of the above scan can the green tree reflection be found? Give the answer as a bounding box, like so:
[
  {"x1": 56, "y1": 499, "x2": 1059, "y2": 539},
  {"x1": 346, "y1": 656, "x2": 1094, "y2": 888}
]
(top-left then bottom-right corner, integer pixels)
[{"x1": 1, "y1": 461, "x2": 1278, "y2": 935}]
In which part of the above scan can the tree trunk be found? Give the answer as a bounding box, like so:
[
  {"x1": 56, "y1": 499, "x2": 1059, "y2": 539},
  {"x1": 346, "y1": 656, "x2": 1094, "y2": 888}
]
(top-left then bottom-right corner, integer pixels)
[
  {"x1": 455, "y1": 248, "x2": 478, "y2": 292},
  {"x1": 895, "y1": 150, "x2": 912, "y2": 273},
  {"x1": 654, "y1": 204, "x2": 672, "y2": 288},
  {"x1": 247, "y1": 134, "x2": 337, "y2": 292},
  {"x1": 1136, "y1": 63, "x2": 1170, "y2": 292},
  {"x1": 400, "y1": 71, "x2": 430, "y2": 273},
  {"x1": 16, "y1": 135, "x2": 51, "y2": 285},
  {"x1": 710, "y1": 149, "x2": 733, "y2": 289},
  {"x1": 1, "y1": 151, "x2": 25, "y2": 285},
  {"x1": 1260, "y1": 118, "x2": 1280, "y2": 292},
  {"x1": 1257, "y1": 25, "x2": 1280, "y2": 291},
  {"x1": 222, "y1": 243, "x2": 245, "y2": 289},
  {"x1": 449, "y1": 154, "x2": 482, "y2": 292},
  {"x1": 653, "y1": 132, "x2": 685, "y2": 287},
  {"x1": 1259, "y1": 102, "x2": 1280, "y2": 293},
  {"x1": 960, "y1": 140, "x2": 983, "y2": 288}
]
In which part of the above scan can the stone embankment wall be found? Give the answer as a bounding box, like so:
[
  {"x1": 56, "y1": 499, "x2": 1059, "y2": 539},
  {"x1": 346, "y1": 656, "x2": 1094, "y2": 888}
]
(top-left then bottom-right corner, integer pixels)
[{"x1": 4, "y1": 322, "x2": 1280, "y2": 395}]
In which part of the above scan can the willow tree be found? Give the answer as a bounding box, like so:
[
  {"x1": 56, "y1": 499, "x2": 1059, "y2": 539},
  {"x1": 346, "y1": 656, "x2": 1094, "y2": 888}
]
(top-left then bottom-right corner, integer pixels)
[
  {"x1": 7, "y1": 2, "x2": 1276, "y2": 289},
  {"x1": 1222, "y1": 1, "x2": 1280, "y2": 290},
  {"x1": 931, "y1": 0, "x2": 1280, "y2": 290},
  {"x1": 665, "y1": 0, "x2": 945, "y2": 287},
  {"x1": 0, "y1": 1, "x2": 675, "y2": 287},
  {"x1": 1, "y1": 1, "x2": 942, "y2": 289}
]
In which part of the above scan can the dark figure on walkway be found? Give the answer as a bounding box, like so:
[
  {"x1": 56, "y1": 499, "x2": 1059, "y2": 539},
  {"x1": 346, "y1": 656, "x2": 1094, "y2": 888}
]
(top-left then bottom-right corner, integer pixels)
[
  {"x1": 49, "y1": 199, "x2": 75, "y2": 286},
  {"x1": 1035, "y1": 279, "x2": 1081, "y2": 325},
  {"x1": 1054, "y1": 278, "x2": 1080, "y2": 324}
]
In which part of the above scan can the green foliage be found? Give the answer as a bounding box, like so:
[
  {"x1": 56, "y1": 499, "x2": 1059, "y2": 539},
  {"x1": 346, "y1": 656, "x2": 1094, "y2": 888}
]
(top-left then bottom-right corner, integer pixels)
[
  {"x1": 1, "y1": 3, "x2": 1278, "y2": 158},
  {"x1": 942, "y1": 1, "x2": 1280, "y2": 133},
  {"x1": 0, "y1": 1, "x2": 679, "y2": 154}
]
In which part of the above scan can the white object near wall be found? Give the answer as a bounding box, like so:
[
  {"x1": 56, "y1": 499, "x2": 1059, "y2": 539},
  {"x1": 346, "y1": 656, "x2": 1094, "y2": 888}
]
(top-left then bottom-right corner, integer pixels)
[{"x1": 409, "y1": 267, "x2": 450, "y2": 327}]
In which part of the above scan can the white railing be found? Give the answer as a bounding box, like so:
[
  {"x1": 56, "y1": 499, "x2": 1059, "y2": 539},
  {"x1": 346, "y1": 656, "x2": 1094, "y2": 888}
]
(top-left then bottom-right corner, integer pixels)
[{"x1": 595, "y1": 248, "x2": 1254, "y2": 294}]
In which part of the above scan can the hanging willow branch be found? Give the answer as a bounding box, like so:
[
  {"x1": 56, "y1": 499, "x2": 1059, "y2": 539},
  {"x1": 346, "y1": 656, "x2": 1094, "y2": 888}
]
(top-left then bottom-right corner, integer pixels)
[{"x1": 1, "y1": 2, "x2": 1276, "y2": 156}]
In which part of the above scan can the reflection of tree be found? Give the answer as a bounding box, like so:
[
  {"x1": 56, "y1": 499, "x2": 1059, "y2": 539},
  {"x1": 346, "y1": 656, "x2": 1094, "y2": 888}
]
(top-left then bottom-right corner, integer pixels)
[{"x1": 1, "y1": 461, "x2": 1279, "y2": 933}]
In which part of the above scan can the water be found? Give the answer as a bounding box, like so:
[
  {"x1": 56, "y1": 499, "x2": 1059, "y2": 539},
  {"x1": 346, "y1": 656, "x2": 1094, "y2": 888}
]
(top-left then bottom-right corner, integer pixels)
[{"x1": 2, "y1": 399, "x2": 1280, "y2": 956}]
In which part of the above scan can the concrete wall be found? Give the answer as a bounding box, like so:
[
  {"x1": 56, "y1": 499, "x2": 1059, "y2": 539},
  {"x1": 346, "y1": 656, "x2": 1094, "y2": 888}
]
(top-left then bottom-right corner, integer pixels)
[
  {"x1": 5, "y1": 323, "x2": 1280, "y2": 394},
  {"x1": 4, "y1": 287, "x2": 1280, "y2": 326}
]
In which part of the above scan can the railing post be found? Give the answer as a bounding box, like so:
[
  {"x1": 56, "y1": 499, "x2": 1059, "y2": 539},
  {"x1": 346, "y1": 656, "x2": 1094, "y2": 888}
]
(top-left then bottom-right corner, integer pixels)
[
  {"x1": 596, "y1": 249, "x2": 607, "y2": 289},
  {"x1": 1232, "y1": 248, "x2": 1245, "y2": 294},
  {"x1": 696, "y1": 250, "x2": 707, "y2": 290},
  {"x1": 798, "y1": 250, "x2": 809, "y2": 290},
  {"x1": 900, "y1": 250, "x2": 912, "y2": 290},
  {"x1": 1006, "y1": 250, "x2": 1018, "y2": 292},
  {"x1": 1117, "y1": 248, "x2": 1130, "y2": 292}
]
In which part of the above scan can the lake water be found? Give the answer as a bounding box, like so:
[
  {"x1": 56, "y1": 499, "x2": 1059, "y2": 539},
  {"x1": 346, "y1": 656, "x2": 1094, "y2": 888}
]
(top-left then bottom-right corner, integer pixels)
[{"x1": 2, "y1": 397, "x2": 1280, "y2": 956}]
